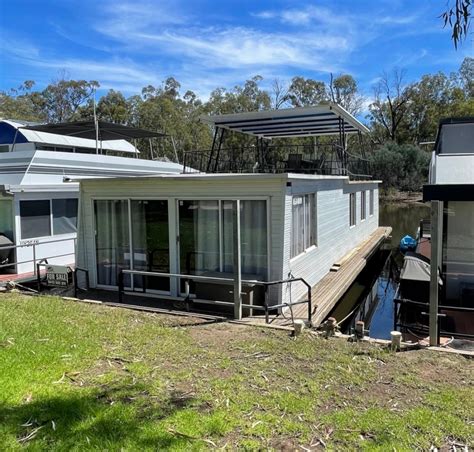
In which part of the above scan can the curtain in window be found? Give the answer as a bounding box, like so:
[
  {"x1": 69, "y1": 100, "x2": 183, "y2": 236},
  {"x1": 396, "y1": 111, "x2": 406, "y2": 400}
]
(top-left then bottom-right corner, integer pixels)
[
  {"x1": 131, "y1": 200, "x2": 170, "y2": 291},
  {"x1": 179, "y1": 200, "x2": 220, "y2": 275},
  {"x1": 291, "y1": 196, "x2": 305, "y2": 257},
  {"x1": 95, "y1": 200, "x2": 130, "y2": 286},
  {"x1": 222, "y1": 200, "x2": 268, "y2": 279}
]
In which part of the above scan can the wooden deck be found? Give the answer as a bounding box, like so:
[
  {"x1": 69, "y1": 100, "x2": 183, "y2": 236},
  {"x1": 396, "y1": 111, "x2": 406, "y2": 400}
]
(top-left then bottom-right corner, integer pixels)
[
  {"x1": 243, "y1": 226, "x2": 392, "y2": 328},
  {"x1": 0, "y1": 271, "x2": 40, "y2": 284}
]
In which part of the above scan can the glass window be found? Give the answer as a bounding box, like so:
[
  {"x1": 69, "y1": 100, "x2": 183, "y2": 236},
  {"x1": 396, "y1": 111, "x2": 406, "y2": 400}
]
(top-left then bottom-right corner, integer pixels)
[
  {"x1": 439, "y1": 123, "x2": 474, "y2": 154},
  {"x1": 52, "y1": 199, "x2": 78, "y2": 235},
  {"x1": 369, "y1": 190, "x2": 374, "y2": 216},
  {"x1": 131, "y1": 200, "x2": 169, "y2": 291},
  {"x1": 222, "y1": 200, "x2": 268, "y2": 278},
  {"x1": 361, "y1": 191, "x2": 367, "y2": 221},
  {"x1": 0, "y1": 200, "x2": 14, "y2": 240},
  {"x1": 179, "y1": 200, "x2": 220, "y2": 275},
  {"x1": 95, "y1": 200, "x2": 130, "y2": 286},
  {"x1": 443, "y1": 201, "x2": 474, "y2": 305},
  {"x1": 179, "y1": 199, "x2": 268, "y2": 280},
  {"x1": 20, "y1": 200, "x2": 51, "y2": 239},
  {"x1": 291, "y1": 194, "x2": 316, "y2": 258},
  {"x1": 349, "y1": 193, "x2": 356, "y2": 227}
]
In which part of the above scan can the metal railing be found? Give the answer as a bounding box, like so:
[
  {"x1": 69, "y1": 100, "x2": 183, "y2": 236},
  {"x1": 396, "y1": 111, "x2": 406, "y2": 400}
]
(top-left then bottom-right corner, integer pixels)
[
  {"x1": 117, "y1": 269, "x2": 313, "y2": 323},
  {"x1": 183, "y1": 144, "x2": 372, "y2": 179},
  {"x1": 393, "y1": 289, "x2": 474, "y2": 339},
  {"x1": 0, "y1": 236, "x2": 77, "y2": 276},
  {"x1": 35, "y1": 261, "x2": 90, "y2": 297}
]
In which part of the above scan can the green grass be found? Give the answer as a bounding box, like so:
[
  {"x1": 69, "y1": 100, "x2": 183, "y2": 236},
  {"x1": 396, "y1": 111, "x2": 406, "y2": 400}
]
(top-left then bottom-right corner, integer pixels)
[{"x1": 0, "y1": 293, "x2": 473, "y2": 450}]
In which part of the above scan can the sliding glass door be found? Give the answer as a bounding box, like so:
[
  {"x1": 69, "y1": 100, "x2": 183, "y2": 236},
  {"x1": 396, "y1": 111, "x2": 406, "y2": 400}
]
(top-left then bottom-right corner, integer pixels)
[
  {"x1": 95, "y1": 200, "x2": 130, "y2": 286},
  {"x1": 179, "y1": 199, "x2": 268, "y2": 280},
  {"x1": 222, "y1": 200, "x2": 268, "y2": 278},
  {"x1": 131, "y1": 200, "x2": 170, "y2": 292},
  {"x1": 94, "y1": 199, "x2": 170, "y2": 291}
]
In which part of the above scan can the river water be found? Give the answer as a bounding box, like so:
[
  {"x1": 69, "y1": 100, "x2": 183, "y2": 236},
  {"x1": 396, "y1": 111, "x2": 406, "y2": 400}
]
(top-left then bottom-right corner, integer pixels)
[{"x1": 329, "y1": 201, "x2": 431, "y2": 339}]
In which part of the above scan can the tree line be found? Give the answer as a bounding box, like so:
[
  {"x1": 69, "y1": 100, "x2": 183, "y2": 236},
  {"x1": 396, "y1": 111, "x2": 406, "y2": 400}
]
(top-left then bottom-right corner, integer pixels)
[{"x1": 0, "y1": 57, "x2": 472, "y2": 191}]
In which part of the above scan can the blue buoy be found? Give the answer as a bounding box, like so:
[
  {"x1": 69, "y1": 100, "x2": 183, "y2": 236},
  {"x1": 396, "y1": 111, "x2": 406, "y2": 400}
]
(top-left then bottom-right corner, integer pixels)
[{"x1": 400, "y1": 235, "x2": 417, "y2": 253}]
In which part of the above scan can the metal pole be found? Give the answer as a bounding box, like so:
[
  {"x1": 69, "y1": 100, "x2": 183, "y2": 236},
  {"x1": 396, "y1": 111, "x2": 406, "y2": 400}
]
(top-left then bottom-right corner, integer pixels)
[
  {"x1": 170, "y1": 136, "x2": 179, "y2": 163},
  {"x1": 148, "y1": 138, "x2": 154, "y2": 160},
  {"x1": 214, "y1": 128, "x2": 226, "y2": 172},
  {"x1": 207, "y1": 127, "x2": 219, "y2": 172},
  {"x1": 233, "y1": 200, "x2": 242, "y2": 320},
  {"x1": 32, "y1": 244, "x2": 36, "y2": 275},
  {"x1": 429, "y1": 200, "x2": 443, "y2": 346},
  {"x1": 93, "y1": 88, "x2": 99, "y2": 155},
  {"x1": 11, "y1": 128, "x2": 19, "y2": 152}
]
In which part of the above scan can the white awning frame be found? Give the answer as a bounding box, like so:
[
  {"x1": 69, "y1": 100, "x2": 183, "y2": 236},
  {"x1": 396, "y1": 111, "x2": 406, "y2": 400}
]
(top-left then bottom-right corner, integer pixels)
[{"x1": 200, "y1": 103, "x2": 369, "y2": 139}]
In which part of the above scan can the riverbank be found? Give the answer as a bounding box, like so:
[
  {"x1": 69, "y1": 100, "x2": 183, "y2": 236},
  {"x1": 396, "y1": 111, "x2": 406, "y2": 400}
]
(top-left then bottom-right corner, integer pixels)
[
  {"x1": 379, "y1": 190, "x2": 424, "y2": 204},
  {"x1": 1, "y1": 293, "x2": 472, "y2": 450}
]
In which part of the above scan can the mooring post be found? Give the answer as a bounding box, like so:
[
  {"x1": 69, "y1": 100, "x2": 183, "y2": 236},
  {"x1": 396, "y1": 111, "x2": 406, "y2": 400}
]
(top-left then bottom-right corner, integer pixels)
[
  {"x1": 233, "y1": 200, "x2": 242, "y2": 320},
  {"x1": 429, "y1": 200, "x2": 443, "y2": 346}
]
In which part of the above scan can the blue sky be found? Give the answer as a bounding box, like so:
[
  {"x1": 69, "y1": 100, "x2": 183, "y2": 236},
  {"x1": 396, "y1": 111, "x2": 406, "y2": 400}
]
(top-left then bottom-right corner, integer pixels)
[{"x1": 0, "y1": 0, "x2": 472, "y2": 101}]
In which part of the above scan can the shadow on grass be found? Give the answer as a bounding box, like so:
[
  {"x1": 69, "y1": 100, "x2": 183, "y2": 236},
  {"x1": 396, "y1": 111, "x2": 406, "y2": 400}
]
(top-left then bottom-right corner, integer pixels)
[{"x1": 0, "y1": 382, "x2": 201, "y2": 449}]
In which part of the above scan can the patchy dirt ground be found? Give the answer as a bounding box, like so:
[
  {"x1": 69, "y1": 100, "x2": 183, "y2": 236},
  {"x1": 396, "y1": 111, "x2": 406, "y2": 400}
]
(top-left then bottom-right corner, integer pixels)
[{"x1": 0, "y1": 293, "x2": 472, "y2": 450}]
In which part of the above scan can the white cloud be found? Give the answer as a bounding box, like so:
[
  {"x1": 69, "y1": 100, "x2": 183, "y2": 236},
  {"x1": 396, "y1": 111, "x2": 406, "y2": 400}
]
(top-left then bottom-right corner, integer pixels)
[{"x1": 95, "y1": 1, "x2": 359, "y2": 75}]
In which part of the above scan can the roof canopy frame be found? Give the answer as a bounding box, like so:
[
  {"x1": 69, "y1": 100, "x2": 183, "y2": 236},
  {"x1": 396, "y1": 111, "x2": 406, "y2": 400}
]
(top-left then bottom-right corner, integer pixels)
[{"x1": 200, "y1": 103, "x2": 369, "y2": 141}]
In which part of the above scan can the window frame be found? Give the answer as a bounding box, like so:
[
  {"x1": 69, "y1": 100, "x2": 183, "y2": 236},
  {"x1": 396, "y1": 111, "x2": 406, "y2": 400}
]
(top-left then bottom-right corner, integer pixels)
[
  {"x1": 290, "y1": 193, "x2": 317, "y2": 260},
  {"x1": 361, "y1": 190, "x2": 367, "y2": 221},
  {"x1": 52, "y1": 198, "x2": 78, "y2": 235},
  {"x1": 19, "y1": 199, "x2": 52, "y2": 240},
  {"x1": 19, "y1": 198, "x2": 78, "y2": 240},
  {"x1": 349, "y1": 193, "x2": 356, "y2": 227}
]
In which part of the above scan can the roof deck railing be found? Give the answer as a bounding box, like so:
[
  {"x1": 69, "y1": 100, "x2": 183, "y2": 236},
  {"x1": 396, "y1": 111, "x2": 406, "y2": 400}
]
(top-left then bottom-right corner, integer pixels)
[{"x1": 183, "y1": 143, "x2": 372, "y2": 180}]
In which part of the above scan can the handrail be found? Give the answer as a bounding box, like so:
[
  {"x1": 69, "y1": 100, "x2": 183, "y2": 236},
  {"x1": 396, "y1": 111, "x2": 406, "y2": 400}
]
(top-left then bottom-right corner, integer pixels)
[
  {"x1": 0, "y1": 236, "x2": 76, "y2": 275},
  {"x1": 183, "y1": 144, "x2": 372, "y2": 179},
  {"x1": 117, "y1": 269, "x2": 312, "y2": 323}
]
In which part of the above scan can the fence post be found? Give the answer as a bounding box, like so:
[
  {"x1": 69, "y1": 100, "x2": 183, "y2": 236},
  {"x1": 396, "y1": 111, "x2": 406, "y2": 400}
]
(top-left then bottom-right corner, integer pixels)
[
  {"x1": 33, "y1": 244, "x2": 37, "y2": 275},
  {"x1": 307, "y1": 285, "x2": 312, "y2": 323},
  {"x1": 36, "y1": 263, "x2": 42, "y2": 292}
]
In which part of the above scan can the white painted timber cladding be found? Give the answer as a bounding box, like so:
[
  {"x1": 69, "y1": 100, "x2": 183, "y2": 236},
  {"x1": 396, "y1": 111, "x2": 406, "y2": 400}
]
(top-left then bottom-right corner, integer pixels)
[
  {"x1": 77, "y1": 176, "x2": 287, "y2": 297},
  {"x1": 282, "y1": 178, "x2": 379, "y2": 304},
  {"x1": 77, "y1": 174, "x2": 379, "y2": 307}
]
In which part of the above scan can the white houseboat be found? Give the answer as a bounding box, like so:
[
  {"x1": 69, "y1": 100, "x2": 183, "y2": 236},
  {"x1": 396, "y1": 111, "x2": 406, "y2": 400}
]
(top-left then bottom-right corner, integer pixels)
[
  {"x1": 396, "y1": 117, "x2": 474, "y2": 344},
  {"x1": 75, "y1": 104, "x2": 387, "y2": 322},
  {"x1": 0, "y1": 119, "x2": 183, "y2": 278}
]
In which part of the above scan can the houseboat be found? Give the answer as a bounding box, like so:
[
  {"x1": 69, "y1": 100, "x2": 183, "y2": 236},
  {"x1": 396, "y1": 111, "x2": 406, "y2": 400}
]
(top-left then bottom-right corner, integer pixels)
[
  {"x1": 75, "y1": 104, "x2": 389, "y2": 322},
  {"x1": 0, "y1": 119, "x2": 183, "y2": 278},
  {"x1": 394, "y1": 117, "x2": 474, "y2": 344}
]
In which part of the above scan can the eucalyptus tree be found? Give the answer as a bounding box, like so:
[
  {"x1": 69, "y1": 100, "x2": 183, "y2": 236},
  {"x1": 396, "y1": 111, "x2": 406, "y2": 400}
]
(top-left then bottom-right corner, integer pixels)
[
  {"x1": 34, "y1": 78, "x2": 99, "y2": 123},
  {"x1": 0, "y1": 81, "x2": 44, "y2": 122},
  {"x1": 368, "y1": 69, "x2": 411, "y2": 144},
  {"x1": 329, "y1": 74, "x2": 364, "y2": 115}
]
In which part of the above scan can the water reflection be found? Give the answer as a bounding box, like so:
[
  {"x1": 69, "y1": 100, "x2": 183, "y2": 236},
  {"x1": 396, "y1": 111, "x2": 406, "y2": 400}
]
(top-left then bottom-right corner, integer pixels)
[{"x1": 329, "y1": 201, "x2": 431, "y2": 339}]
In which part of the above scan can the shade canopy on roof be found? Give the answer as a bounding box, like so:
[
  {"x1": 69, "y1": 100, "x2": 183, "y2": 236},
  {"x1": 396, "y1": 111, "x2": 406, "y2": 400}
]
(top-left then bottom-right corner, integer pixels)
[
  {"x1": 200, "y1": 103, "x2": 369, "y2": 139},
  {"x1": 3, "y1": 120, "x2": 138, "y2": 153},
  {"x1": 23, "y1": 120, "x2": 165, "y2": 141}
]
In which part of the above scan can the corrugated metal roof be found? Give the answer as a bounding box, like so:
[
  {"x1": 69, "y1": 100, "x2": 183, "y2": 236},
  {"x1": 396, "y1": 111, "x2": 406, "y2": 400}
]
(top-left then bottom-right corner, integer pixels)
[
  {"x1": 201, "y1": 103, "x2": 369, "y2": 138},
  {"x1": 4, "y1": 120, "x2": 138, "y2": 153}
]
